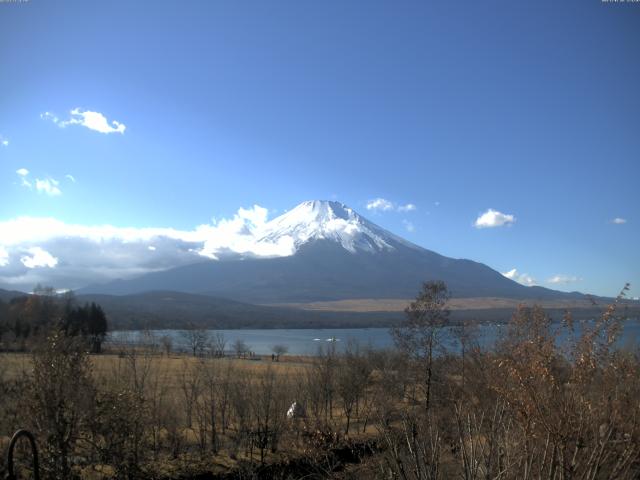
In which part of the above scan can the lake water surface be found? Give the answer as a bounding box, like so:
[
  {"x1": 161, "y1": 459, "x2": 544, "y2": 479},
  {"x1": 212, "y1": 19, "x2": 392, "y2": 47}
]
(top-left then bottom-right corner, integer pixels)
[{"x1": 108, "y1": 319, "x2": 640, "y2": 356}]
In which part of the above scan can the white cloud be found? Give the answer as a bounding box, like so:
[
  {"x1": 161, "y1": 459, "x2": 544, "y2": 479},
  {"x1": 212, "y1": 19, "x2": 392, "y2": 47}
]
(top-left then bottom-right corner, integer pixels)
[
  {"x1": 402, "y1": 219, "x2": 415, "y2": 232},
  {"x1": 366, "y1": 198, "x2": 394, "y2": 211},
  {"x1": 612, "y1": 217, "x2": 627, "y2": 224},
  {"x1": 65, "y1": 174, "x2": 76, "y2": 183},
  {"x1": 16, "y1": 170, "x2": 62, "y2": 195},
  {"x1": 41, "y1": 108, "x2": 126, "y2": 134},
  {"x1": 35, "y1": 178, "x2": 62, "y2": 196},
  {"x1": 474, "y1": 209, "x2": 516, "y2": 228},
  {"x1": 0, "y1": 135, "x2": 8, "y2": 147},
  {"x1": 0, "y1": 206, "x2": 296, "y2": 290},
  {"x1": 547, "y1": 274, "x2": 582, "y2": 285},
  {"x1": 367, "y1": 198, "x2": 417, "y2": 213},
  {"x1": 502, "y1": 268, "x2": 517, "y2": 279},
  {"x1": 398, "y1": 203, "x2": 416, "y2": 212},
  {"x1": 40, "y1": 112, "x2": 58, "y2": 122},
  {"x1": 0, "y1": 246, "x2": 8, "y2": 267},
  {"x1": 502, "y1": 268, "x2": 536, "y2": 286},
  {"x1": 20, "y1": 247, "x2": 58, "y2": 269},
  {"x1": 16, "y1": 168, "x2": 32, "y2": 188},
  {"x1": 198, "y1": 205, "x2": 295, "y2": 259}
]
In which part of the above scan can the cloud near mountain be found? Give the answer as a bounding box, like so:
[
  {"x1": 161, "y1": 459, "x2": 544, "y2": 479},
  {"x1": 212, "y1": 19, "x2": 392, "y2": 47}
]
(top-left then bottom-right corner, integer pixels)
[
  {"x1": 501, "y1": 268, "x2": 536, "y2": 286},
  {"x1": 0, "y1": 205, "x2": 294, "y2": 291}
]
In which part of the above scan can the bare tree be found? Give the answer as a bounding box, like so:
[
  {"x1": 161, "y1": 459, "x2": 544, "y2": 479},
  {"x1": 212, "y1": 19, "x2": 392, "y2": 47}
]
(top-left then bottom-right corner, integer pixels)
[
  {"x1": 92, "y1": 386, "x2": 149, "y2": 478},
  {"x1": 160, "y1": 335, "x2": 173, "y2": 356},
  {"x1": 249, "y1": 367, "x2": 290, "y2": 463},
  {"x1": 452, "y1": 319, "x2": 479, "y2": 392},
  {"x1": 229, "y1": 370, "x2": 252, "y2": 458},
  {"x1": 27, "y1": 329, "x2": 95, "y2": 479},
  {"x1": 144, "y1": 358, "x2": 171, "y2": 460},
  {"x1": 485, "y1": 288, "x2": 640, "y2": 479},
  {"x1": 179, "y1": 359, "x2": 201, "y2": 428},
  {"x1": 392, "y1": 280, "x2": 450, "y2": 413},
  {"x1": 212, "y1": 332, "x2": 227, "y2": 357},
  {"x1": 218, "y1": 362, "x2": 235, "y2": 435},
  {"x1": 336, "y1": 341, "x2": 372, "y2": 435},
  {"x1": 233, "y1": 338, "x2": 248, "y2": 358},
  {"x1": 272, "y1": 344, "x2": 288, "y2": 361},
  {"x1": 313, "y1": 342, "x2": 338, "y2": 427},
  {"x1": 199, "y1": 358, "x2": 221, "y2": 453},
  {"x1": 181, "y1": 327, "x2": 210, "y2": 357}
]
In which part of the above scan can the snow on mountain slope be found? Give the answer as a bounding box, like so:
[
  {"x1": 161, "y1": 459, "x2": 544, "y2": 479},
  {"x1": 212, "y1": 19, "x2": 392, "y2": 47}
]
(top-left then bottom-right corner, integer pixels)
[{"x1": 256, "y1": 200, "x2": 419, "y2": 254}]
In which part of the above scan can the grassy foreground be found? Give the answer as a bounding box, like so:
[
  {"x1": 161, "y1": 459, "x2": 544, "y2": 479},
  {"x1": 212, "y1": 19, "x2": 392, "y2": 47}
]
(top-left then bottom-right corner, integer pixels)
[{"x1": 1, "y1": 292, "x2": 639, "y2": 479}]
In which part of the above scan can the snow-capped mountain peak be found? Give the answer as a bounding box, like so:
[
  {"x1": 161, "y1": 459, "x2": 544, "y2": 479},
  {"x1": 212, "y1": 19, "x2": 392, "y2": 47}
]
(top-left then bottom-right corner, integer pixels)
[{"x1": 256, "y1": 200, "x2": 413, "y2": 254}]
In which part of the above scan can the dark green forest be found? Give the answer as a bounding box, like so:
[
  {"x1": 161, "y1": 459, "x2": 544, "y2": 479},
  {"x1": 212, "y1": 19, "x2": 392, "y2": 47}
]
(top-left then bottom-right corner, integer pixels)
[{"x1": 0, "y1": 287, "x2": 107, "y2": 353}]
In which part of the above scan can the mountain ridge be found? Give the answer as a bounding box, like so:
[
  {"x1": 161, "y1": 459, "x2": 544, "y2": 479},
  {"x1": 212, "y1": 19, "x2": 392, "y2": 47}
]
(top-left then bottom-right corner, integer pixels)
[{"x1": 78, "y1": 200, "x2": 590, "y2": 303}]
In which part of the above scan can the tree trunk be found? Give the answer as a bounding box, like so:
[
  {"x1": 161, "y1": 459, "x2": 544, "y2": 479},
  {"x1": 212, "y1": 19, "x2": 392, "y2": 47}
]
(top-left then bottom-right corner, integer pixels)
[{"x1": 425, "y1": 333, "x2": 433, "y2": 414}]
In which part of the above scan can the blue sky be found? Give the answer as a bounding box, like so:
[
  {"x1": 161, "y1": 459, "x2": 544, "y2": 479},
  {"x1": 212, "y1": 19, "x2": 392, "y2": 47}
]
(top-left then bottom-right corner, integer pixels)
[{"x1": 0, "y1": 0, "x2": 638, "y2": 297}]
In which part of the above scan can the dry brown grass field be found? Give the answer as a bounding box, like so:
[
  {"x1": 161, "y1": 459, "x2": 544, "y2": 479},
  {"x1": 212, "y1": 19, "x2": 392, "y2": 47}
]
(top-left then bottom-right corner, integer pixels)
[
  {"x1": 0, "y1": 350, "x2": 314, "y2": 385},
  {"x1": 270, "y1": 296, "x2": 612, "y2": 312},
  {"x1": 1, "y1": 288, "x2": 639, "y2": 479},
  {"x1": 0, "y1": 348, "x2": 382, "y2": 479}
]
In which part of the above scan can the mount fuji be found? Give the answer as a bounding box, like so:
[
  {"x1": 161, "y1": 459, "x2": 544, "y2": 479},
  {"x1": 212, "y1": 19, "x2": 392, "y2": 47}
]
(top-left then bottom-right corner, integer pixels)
[
  {"x1": 254, "y1": 200, "x2": 415, "y2": 254},
  {"x1": 79, "y1": 200, "x2": 582, "y2": 303}
]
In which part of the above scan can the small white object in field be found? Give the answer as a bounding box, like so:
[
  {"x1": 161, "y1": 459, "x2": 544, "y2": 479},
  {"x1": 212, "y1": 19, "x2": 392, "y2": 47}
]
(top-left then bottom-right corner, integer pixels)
[{"x1": 287, "y1": 401, "x2": 306, "y2": 419}]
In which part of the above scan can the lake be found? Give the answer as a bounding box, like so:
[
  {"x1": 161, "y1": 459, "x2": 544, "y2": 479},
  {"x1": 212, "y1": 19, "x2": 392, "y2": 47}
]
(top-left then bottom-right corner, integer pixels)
[{"x1": 108, "y1": 318, "x2": 640, "y2": 356}]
